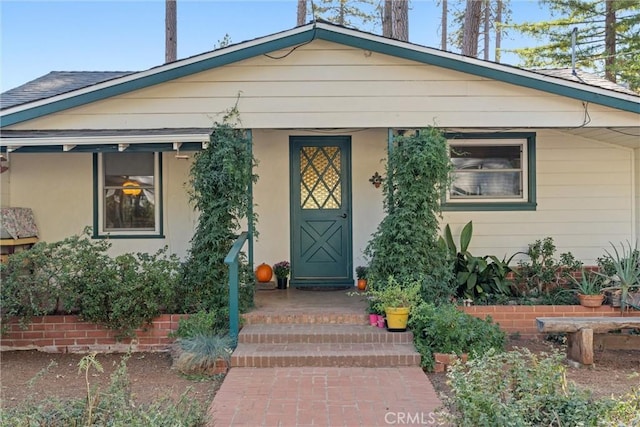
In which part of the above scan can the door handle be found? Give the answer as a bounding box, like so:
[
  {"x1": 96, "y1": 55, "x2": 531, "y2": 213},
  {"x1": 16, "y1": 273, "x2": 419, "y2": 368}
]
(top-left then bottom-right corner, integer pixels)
[{"x1": 339, "y1": 213, "x2": 347, "y2": 218}]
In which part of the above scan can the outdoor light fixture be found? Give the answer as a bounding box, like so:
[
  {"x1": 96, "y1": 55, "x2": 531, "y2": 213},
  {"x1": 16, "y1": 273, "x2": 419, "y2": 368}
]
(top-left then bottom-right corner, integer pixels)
[{"x1": 122, "y1": 180, "x2": 142, "y2": 196}]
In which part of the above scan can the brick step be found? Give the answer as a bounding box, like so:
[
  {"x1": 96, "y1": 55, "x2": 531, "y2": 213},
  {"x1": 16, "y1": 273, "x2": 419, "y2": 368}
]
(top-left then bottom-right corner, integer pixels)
[
  {"x1": 231, "y1": 342, "x2": 421, "y2": 368},
  {"x1": 238, "y1": 324, "x2": 414, "y2": 344},
  {"x1": 241, "y1": 312, "x2": 369, "y2": 325}
]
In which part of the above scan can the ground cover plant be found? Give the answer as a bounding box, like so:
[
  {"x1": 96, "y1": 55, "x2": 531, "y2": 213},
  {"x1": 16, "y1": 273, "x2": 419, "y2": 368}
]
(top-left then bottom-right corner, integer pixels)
[
  {"x1": 444, "y1": 347, "x2": 640, "y2": 426},
  {"x1": 0, "y1": 352, "x2": 208, "y2": 426}
]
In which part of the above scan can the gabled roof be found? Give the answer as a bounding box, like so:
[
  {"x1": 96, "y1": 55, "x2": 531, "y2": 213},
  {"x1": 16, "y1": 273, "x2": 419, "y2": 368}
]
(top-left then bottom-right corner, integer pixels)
[
  {"x1": 1, "y1": 71, "x2": 134, "y2": 110},
  {"x1": 1, "y1": 21, "x2": 638, "y2": 128}
]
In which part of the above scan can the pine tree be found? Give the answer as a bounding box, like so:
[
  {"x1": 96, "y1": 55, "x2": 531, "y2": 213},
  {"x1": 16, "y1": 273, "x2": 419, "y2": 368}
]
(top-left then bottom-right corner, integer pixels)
[
  {"x1": 310, "y1": 0, "x2": 378, "y2": 30},
  {"x1": 508, "y1": 0, "x2": 640, "y2": 91}
]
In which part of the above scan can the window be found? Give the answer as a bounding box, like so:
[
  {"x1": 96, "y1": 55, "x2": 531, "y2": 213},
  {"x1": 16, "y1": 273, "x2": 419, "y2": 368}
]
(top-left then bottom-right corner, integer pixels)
[
  {"x1": 94, "y1": 152, "x2": 163, "y2": 237},
  {"x1": 443, "y1": 133, "x2": 536, "y2": 211}
]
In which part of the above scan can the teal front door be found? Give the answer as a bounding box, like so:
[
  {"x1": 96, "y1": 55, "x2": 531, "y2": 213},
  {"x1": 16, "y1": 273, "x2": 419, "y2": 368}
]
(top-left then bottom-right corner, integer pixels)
[{"x1": 290, "y1": 136, "x2": 353, "y2": 288}]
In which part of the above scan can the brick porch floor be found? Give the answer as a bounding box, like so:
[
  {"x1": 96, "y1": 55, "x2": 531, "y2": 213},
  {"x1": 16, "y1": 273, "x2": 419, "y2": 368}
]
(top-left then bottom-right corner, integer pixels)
[{"x1": 208, "y1": 288, "x2": 445, "y2": 426}]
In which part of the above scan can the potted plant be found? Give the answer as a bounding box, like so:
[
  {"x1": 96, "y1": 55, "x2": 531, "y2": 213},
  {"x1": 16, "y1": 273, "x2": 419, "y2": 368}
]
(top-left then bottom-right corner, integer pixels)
[
  {"x1": 570, "y1": 268, "x2": 604, "y2": 307},
  {"x1": 272, "y1": 261, "x2": 290, "y2": 290},
  {"x1": 367, "y1": 276, "x2": 422, "y2": 331},
  {"x1": 355, "y1": 266, "x2": 368, "y2": 291},
  {"x1": 598, "y1": 242, "x2": 640, "y2": 312}
]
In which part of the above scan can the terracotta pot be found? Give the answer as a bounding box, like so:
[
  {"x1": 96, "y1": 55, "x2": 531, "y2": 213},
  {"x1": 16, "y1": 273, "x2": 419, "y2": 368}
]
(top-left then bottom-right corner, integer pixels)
[
  {"x1": 357, "y1": 278, "x2": 367, "y2": 291},
  {"x1": 578, "y1": 293, "x2": 604, "y2": 308}
]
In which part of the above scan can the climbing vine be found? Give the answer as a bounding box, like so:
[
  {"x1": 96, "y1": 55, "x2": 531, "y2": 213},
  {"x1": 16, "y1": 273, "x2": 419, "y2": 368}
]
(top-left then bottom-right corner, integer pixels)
[
  {"x1": 365, "y1": 127, "x2": 455, "y2": 305},
  {"x1": 178, "y1": 109, "x2": 258, "y2": 320}
]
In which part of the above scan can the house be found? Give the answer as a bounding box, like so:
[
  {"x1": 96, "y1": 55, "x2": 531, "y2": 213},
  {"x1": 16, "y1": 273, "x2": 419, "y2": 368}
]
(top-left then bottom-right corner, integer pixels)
[{"x1": 1, "y1": 22, "x2": 639, "y2": 288}]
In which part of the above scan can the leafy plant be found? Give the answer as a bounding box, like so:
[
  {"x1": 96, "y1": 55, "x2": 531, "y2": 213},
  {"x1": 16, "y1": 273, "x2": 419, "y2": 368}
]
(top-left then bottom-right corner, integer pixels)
[
  {"x1": 366, "y1": 276, "x2": 422, "y2": 312},
  {"x1": 515, "y1": 237, "x2": 582, "y2": 297},
  {"x1": 408, "y1": 303, "x2": 505, "y2": 371},
  {"x1": 364, "y1": 127, "x2": 454, "y2": 305},
  {"x1": 444, "y1": 347, "x2": 638, "y2": 426},
  {"x1": 439, "y1": 221, "x2": 514, "y2": 300},
  {"x1": 179, "y1": 109, "x2": 257, "y2": 318},
  {"x1": 272, "y1": 261, "x2": 290, "y2": 279},
  {"x1": 570, "y1": 268, "x2": 603, "y2": 295},
  {"x1": 355, "y1": 266, "x2": 368, "y2": 280},
  {"x1": 598, "y1": 241, "x2": 640, "y2": 312}
]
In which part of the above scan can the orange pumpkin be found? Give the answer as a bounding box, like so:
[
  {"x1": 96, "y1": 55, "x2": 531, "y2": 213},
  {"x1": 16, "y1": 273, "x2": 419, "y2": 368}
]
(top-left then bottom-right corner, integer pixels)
[{"x1": 255, "y1": 263, "x2": 273, "y2": 282}]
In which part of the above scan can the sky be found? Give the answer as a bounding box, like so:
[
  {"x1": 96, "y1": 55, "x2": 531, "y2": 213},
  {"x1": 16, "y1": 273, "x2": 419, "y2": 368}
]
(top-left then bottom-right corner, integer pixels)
[{"x1": 0, "y1": 0, "x2": 552, "y2": 93}]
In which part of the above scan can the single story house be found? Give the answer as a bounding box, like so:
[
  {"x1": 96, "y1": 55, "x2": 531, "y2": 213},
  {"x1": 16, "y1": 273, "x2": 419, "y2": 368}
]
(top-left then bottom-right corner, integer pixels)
[{"x1": 1, "y1": 22, "x2": 639, "y2": 288}]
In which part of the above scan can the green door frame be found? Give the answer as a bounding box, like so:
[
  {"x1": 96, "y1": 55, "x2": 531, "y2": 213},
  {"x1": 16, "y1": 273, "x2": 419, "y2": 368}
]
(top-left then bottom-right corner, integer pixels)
[{"x1": 289, "y1": 135, "x2": 353, "y2": 288}]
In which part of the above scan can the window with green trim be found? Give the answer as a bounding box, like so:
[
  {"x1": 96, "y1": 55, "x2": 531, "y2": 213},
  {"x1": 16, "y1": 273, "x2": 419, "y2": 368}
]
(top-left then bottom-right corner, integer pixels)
[
  {"x1": 95, "y1": 152, "x2": 163, "y2": 237},
  {"x1": 443, "y1": 133, "x2": 536, "y2": 211}
]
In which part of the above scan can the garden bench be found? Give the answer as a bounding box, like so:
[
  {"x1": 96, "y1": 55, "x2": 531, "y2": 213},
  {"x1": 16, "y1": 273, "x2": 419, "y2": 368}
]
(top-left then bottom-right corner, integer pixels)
[{"x1": 536, "y1": 317, "x2": 640, "y2": 366}]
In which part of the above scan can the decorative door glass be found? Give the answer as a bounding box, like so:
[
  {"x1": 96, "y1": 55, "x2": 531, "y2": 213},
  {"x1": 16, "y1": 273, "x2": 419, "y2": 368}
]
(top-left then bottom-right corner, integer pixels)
[{"x1": 300, "y1": 146, "x2": 341, "y2": 209}]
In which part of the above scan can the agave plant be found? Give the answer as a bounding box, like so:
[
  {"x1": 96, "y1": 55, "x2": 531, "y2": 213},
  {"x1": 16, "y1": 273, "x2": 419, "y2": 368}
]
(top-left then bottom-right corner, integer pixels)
[{"x1": 598, "y1": 241, "x2": 640, "y2": 312}]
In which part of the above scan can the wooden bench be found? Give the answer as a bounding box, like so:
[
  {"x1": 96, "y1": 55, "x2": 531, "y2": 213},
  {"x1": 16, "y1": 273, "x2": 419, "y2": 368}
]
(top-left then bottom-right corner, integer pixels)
[{"x1": 536, "y1": 317, "x2": 640, "y2": 366}]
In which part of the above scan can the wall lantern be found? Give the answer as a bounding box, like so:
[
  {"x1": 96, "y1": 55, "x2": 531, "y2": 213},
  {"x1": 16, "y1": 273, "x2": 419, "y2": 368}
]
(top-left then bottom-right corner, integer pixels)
[
  {"x1": 369, "y1": 172, "x2": 383, "y2": 188},
  {"x1": 122, "y1": 180, "x2": 142, "y2": 196}
]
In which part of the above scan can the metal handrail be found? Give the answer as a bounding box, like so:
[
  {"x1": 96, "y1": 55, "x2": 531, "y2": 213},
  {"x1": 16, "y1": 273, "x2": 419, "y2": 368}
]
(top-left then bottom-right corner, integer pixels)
[{"x1": 224, "y1": 231, "x2": 249, "y2": 343}]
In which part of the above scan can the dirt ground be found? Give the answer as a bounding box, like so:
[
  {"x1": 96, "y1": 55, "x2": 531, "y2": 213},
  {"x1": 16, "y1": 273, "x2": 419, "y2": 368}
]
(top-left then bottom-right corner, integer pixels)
[
  {"x1": 428, "y1": 337, "x2": 640, "y2": 401},
  {"x1": 1, "y1": 338, "x2": 638, "y2": 413},
  {"x1": 0, "y1": 350, "x2": 222, "y2": 410}
]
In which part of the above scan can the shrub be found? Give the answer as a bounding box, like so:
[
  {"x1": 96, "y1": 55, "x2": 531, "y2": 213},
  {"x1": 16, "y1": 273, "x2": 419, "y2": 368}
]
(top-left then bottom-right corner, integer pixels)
[
  {"x1": 408, "y1": 303, "x2": 505, "y2": 371},
  {"x1": 180, "y1": 113, "x2": 257, "y2": 316},
  {"x1": 365, "y1": 127, "x2": 455, "y2": 305},
  {"x1": 0, "y1": 229, "x2": 182, "y2": 338},
  {"x1": 445, "y1": 348, "x2": 638, "y2": 426},
  {"x1": 175, "y1": 334, "x2": 234, "y2": 376}
]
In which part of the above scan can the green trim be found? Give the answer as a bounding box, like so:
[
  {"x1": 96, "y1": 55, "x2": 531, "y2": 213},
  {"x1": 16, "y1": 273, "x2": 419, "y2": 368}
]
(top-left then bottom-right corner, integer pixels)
[
  {"x1": 3, "y1": 24, "x2": 636, "y2": 127},
  {"x1": 92, "y1": 152, "x2": 164, "y2": 238},
  {"x1": 2, "y1": 31, "x2": 316, "y2": 126},
  {"x1": 442, "y1": 132, "x2": 537, "y2": 212},
  {"x1": 317, "y1": 28, "x2": 639, "y2": 113}
]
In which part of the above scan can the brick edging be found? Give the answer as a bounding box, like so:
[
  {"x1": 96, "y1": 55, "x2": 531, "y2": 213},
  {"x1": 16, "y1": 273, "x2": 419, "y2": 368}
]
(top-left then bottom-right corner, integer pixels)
[
  {"x1": 1, "y1": 314, "x2": 188, "y2": 353},
  {"x1": 461, "y1": 305, "x2": 640, "y2": 339}
]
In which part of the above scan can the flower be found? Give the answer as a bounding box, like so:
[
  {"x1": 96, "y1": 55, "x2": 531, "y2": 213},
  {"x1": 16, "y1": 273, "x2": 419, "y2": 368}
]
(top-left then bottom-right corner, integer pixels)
[{"x1": 273, "y1": 261, "x2": 290, "y2": 278}]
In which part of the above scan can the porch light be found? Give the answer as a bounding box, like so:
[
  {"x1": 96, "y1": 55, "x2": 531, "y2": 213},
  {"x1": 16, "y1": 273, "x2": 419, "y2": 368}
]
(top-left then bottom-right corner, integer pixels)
[{"x1": 122, "y1": 180, "x2": 142, "y2": 196}]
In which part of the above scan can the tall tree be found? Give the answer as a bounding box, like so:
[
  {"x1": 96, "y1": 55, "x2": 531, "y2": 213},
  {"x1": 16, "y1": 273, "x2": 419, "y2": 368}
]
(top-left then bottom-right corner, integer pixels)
[
  {"x1": 165, "y1": 0, "x2": 177, "y2": 63},
  {"x1": 383, "y1": 0, "x2": 393, "y2": 36},
  {"x1": 508, "y1": 0, "x2": 640, "y2": 91},
  {"x1": 297, "y1": 0, "x2": 307, "y2": 25},
  {"x1": 462, "y1": 0, "x2": 482, "y2": 56},
  {"x1": 441, "y1": 0, "x2": 448, "y2": 50},
  {"x1": 392, "y1": 0, "x2": 409, "y2": 41},
  {"x1": 445, "y1": 0, "x2": 510, "y2": 61},
  {"x1": 311, "y1": 0, "x2": 378, "y2": 30}
]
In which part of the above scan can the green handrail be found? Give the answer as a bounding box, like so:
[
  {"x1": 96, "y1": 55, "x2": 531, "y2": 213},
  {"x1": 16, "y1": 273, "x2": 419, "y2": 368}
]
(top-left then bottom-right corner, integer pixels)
[{"x1": 224, "y1": 231, "x2": 249, "y2": 343}]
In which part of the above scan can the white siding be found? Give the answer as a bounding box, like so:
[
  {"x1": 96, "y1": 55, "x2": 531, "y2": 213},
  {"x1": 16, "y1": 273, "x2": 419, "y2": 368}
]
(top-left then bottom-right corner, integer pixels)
[
  {"x1": 7, "y1": 41, "x2": 637, "y2": 131},
  {"x1": 442, "y1": 130, "x2": 634, "y2": 265}
]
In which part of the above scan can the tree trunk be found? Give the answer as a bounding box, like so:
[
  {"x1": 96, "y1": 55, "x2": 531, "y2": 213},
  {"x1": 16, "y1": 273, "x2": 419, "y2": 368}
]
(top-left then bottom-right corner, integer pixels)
[
  {"x1": 383, "y1": 0, "x2": 393, "y2": 37},
  {"x1": 462, "y1": 0, "x2": 482, "y2": 57},
  {"x1": 441, "y1": 0, "x2": 448, "y2": 50},
  {"x1": 338, "y1": 0, "x2": 346, "y2": 25},
  {"x1": 392, "y1": 0, "x2": 409, "y2": 41},
  {"x1": 483, "y1": 0, "x2": 490, "y2": 60},
  {"x1": 297, "y1": 0, "x2": 307, "y2": 26},
  {"x1": 165, "y1": 0, "x2": 177, "y2": 63},
  {"x1": 604, "y1": 0, "x2": 616, "y2": 82},
  {"x1": 495, "y1": 0, "x2": 502, "y2": 62}
]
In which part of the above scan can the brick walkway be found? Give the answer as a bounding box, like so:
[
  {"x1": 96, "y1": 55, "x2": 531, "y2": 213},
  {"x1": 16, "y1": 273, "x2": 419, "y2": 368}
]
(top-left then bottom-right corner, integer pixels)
[{"x1": 208, "y1": 366, "x2": 444, "y2": 426}]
